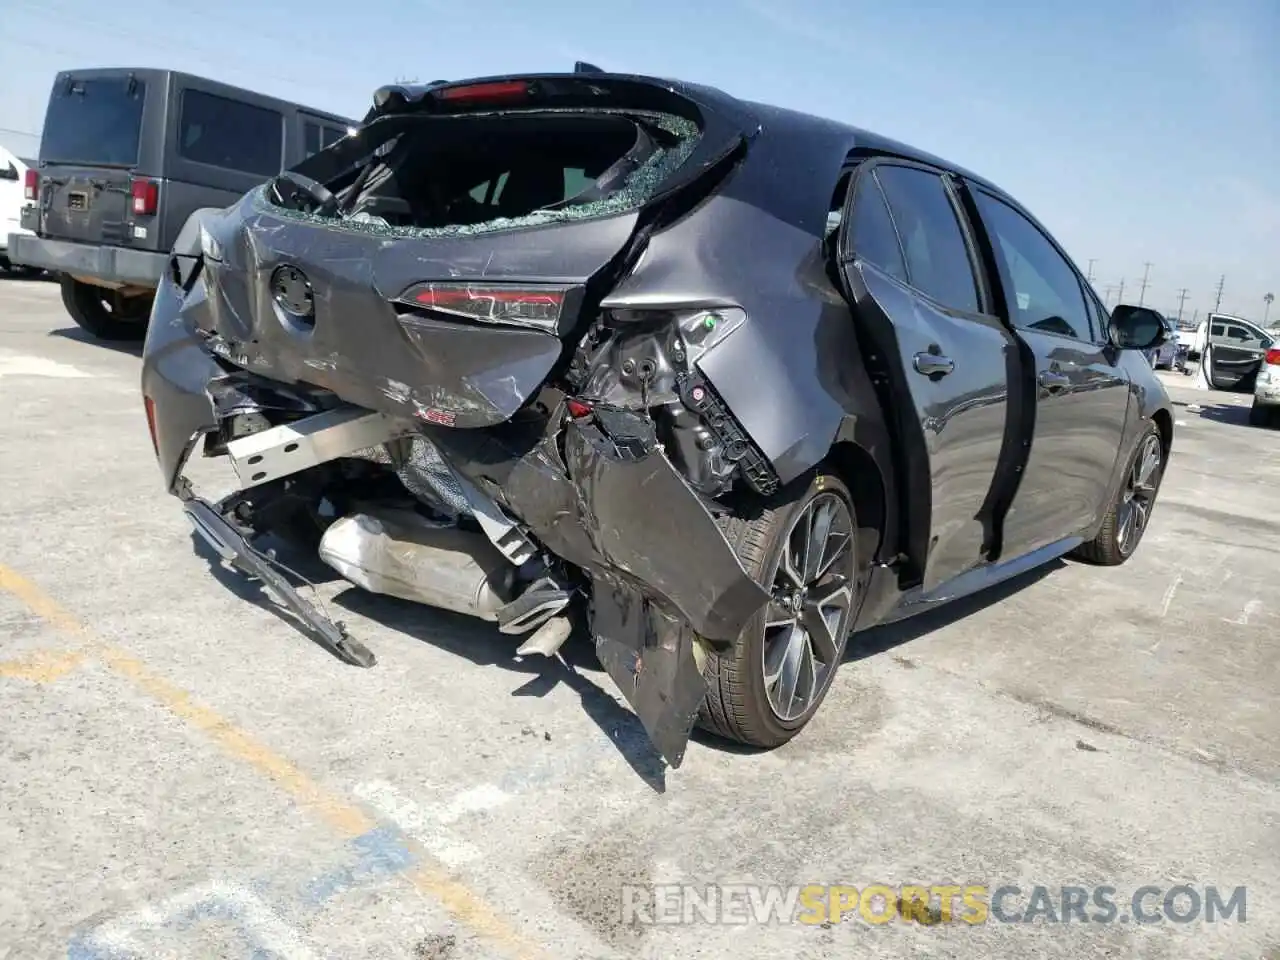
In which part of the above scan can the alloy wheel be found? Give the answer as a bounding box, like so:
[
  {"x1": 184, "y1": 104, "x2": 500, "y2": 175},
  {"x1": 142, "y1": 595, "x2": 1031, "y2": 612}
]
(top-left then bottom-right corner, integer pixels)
[
  {"x1": 761, "y1": 492, "x2": 856, "y2": 722},
  {"x1": 1117, "y1": 434, "x2": 1161, "y2": 556}
]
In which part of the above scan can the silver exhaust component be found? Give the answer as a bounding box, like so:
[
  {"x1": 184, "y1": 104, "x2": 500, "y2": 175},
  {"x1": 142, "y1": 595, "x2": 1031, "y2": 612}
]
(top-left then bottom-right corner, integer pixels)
[
  {"x1": 515, "y1": 615, "x2": 573, "y2": 658},
  {"x1": 318, "y1": 507, "x2": 514, "y2": 620}
]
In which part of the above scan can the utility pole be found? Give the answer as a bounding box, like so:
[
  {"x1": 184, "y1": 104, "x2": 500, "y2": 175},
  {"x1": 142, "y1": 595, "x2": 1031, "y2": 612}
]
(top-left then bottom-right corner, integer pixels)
[
  {"x1": 1212, "y1": 275, "x2": 1225, "y2": 313},
  {"x1": 1086, "y1": 259, "x2": 1097, "y2": 284},
  {"x1": 1102, "y1": 284, "x2": 1115, "y2": 306},
  {"x1": 1137, "y1": 262, "x2": 1152, "y2": 306},
  {"x1": 1117, "y1": 277, "x2": 1126, "y2": 303},
  {"x1": 1175, "y1": 288, "x2": 1190, "y2": 323}
]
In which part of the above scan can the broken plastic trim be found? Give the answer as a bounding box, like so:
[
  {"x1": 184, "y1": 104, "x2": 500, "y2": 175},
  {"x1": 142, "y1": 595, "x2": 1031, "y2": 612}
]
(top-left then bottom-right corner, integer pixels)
[{"x1": 183, "y1": 497, "x2": 376, "y2": 668}]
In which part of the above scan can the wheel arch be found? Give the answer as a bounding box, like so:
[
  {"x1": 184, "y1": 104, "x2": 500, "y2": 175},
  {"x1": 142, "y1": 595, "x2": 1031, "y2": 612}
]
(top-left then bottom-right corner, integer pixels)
[
  {"x1": 824, "y1": 438, "x2": 891, "y2": 577},
  {"x1": 1151, "y1": 405, "x2": 1173, "y2": 461}
]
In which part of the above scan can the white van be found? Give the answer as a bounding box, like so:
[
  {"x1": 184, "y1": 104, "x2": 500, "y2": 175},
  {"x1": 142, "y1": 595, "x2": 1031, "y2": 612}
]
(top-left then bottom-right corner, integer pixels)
[{"x1": 1, "y1": 145, "x2": 38, "y2": 274}]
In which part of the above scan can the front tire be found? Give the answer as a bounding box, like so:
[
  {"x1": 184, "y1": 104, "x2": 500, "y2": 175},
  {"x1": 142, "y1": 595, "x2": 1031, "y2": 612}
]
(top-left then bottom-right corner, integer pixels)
[
  {"x1": 60, "y1": 276, "x2": 151, "y2": 341},
  {"x1": 1072, "y1": 423, "x2": 1164, "y2": 566},
  {"x1": 698, "y1": 470, "x2": 861, "y2": 748}
]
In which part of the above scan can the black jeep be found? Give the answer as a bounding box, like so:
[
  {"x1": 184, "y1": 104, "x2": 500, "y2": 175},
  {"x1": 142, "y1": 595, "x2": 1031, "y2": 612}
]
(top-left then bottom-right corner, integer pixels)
[{"x1": 8, "y1": 68, "x2": 353, "y2": 340}]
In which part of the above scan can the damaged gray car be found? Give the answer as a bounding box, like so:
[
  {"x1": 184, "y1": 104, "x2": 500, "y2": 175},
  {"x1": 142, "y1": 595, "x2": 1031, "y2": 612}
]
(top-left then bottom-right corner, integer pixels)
[{"x1": 141, "y1": 69, "x2": 1175, "y2": 768}]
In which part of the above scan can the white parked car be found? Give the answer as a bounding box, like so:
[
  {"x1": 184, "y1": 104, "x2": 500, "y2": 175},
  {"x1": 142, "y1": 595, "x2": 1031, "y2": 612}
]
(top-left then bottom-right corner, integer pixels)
[
  {"x1": 0, "y1": 145, "x2": 39, "y2": 275},
  {"x1": 1251, "y1": 343, "x2": 1280, "y2": 428}
]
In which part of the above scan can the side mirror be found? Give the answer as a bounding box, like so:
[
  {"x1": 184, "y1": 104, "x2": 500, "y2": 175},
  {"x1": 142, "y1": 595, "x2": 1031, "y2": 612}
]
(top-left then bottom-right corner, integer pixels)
[
  {"x1": 1109, "y1": 304, "x2": 1167, "y2": 351},
  {"x1": 0, "y1": 164, "x2": 18, "y2": 182}
]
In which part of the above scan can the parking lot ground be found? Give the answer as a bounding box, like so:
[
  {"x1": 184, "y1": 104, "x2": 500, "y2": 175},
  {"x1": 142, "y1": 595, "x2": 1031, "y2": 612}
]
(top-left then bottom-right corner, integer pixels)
[{"x1": 1, "y1": 275, "x2": 1278, "y2": 960}]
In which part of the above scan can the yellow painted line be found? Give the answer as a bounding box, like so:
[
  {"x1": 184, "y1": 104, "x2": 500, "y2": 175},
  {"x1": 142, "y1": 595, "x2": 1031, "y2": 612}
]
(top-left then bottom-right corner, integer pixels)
[
  {"x1": 0, "y1": 649, "x2": 89, "y2": 683},
  {"x1": 0, "y1": 564, "x2": 91, "y2": 636},
  {"x1": 0, "y1": 563, "x2": 549, "y2": 960}
]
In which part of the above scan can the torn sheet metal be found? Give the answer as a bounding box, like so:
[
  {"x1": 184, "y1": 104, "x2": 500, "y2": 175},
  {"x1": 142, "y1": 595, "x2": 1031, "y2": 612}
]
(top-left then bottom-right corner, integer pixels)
[
  {"x1": 560, "y1": 415, "x2": 769, "y2": 644},
  {"x1": 591, "y1": 579, "x2": 708, "y2": 769},
  {"x1": 472, "y1": 410, "x2": 769, "y2": 767}
]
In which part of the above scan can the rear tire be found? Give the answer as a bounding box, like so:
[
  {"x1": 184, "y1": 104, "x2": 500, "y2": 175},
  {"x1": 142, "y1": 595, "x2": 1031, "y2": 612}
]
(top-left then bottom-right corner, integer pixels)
[
  {"x1": 698, "y1": 470, "x2": 862, "y2": 749},
  {"x1": 1072, "y1": 423, "x2": 1164, "y2": 566},
  {"x1": 60, "y1": 275, "x2": 151, "y2": 341}
]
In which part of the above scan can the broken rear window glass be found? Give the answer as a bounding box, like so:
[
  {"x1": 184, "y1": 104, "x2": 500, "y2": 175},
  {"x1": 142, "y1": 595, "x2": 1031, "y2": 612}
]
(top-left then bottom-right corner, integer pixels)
[{"x1": 258, "y1": 110, "x2": 701, "y2": 238}]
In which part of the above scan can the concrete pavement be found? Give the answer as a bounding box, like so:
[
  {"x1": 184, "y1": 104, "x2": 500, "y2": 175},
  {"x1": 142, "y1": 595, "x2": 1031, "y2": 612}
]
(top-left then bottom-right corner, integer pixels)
[{"x1": 1, "y1": 275, "x2": 1277, "y2": 960}]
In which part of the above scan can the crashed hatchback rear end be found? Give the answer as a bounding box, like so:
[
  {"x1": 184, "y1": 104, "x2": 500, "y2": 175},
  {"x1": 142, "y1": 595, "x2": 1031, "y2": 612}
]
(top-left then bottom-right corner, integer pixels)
[{"x1": 140, "y1": 72, "x2": 853, "y2": 768}]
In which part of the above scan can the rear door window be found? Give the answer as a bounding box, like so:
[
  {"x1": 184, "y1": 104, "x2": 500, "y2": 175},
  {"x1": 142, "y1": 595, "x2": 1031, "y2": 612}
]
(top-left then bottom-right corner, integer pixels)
[
  {"x1": 1223, "y1": 323, "x2": 1260, "y2": 345},
  {"x1": 179, "y1": 90, "x2": 283, "y2": 176},
  {"x1": 972, "y1": 190, "x2": 1092, "y2": 341},
  {"x1": 873, "y1": 165, "x2": 980, "y2": 314},
  {"x1": 847, "y1": 172, "x2": 908, "y2": 283},
  {"x1": 41, "y1": 77, "x2": 147, "y2": 167}
]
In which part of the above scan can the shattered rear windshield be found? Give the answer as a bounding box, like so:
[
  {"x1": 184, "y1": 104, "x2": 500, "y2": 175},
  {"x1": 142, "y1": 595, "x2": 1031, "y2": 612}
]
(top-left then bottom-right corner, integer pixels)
[{"x1": 256, "y1": 110, "x2": 701, "y2": 238}]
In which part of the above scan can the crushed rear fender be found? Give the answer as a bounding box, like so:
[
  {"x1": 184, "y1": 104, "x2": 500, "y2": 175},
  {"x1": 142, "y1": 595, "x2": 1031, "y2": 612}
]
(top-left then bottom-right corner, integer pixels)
[{"x1": 435, "y1": 409, "x2": 770, "y2": 767}]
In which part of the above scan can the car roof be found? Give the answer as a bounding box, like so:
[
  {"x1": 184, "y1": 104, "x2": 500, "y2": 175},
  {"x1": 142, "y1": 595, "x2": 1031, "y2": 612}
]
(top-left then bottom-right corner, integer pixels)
[{"x1": 740, "y1": 98, "x2": 1007, "y2": 194}]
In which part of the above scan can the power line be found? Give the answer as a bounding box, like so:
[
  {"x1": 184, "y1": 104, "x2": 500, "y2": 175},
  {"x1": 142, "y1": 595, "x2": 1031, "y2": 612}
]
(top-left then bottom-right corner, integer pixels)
[
  {"x1": 1175, "y1": 288, "x2": 1190, "y2": 323},
  {"x1": 0, "y1": 125, "x2": 39, "y2": 138},
  {"x1": 1137, "y1": 262, "x2": 1152, "y2": 306}
]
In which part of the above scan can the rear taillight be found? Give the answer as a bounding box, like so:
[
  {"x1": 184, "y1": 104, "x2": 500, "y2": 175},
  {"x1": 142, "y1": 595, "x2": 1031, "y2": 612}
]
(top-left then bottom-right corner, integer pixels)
[
  {"x1": 23, "y1": 168, "x2": 38, "y2": 202},
  {"x1": 131, "y1": 178, "x2": 158, "y2": 216},
  {"x1": 434, "y1": 80, "x2": 530, "y2": 105},
  {"x1": 1266, "y1": 348, "x2": 1280, "y2": 367},
  {"x1": 399, "y1": 282, "x2": 572, "y2": 334},
  {"x1": 143, "y1": 396, "x2": 159, "y2": 455}
]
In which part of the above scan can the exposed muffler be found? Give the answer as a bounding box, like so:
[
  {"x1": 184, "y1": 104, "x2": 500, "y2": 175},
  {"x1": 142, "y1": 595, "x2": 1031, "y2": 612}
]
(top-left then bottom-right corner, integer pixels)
[{"x1": 319, "y1": 507, "x2": 514, "y2": 620}]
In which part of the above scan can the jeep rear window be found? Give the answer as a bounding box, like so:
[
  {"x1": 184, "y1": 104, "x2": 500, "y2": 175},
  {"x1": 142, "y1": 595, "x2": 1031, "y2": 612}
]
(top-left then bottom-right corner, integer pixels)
[{"x1": 41, "y1": 77, "x2": 146, "y2": 167}]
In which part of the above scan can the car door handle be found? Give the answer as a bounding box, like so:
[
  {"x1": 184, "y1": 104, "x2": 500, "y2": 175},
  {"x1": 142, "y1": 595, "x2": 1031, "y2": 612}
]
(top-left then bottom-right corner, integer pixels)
[
  {"x1": 913, "y1": 352, "x2": 955, "y2": 377},
  {"x1": 1038, "y1": 371, "x2": 1070, "y2": 394}
]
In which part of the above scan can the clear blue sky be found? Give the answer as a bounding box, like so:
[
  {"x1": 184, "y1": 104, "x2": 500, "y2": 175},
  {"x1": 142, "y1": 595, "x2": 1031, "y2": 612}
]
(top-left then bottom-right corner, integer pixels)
[{"x1": 2, "y1": 0, "x2": 1276, "y2": 322}]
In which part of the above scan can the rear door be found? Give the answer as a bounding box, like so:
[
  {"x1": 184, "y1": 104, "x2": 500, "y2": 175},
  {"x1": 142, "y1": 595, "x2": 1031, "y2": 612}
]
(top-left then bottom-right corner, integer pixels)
[
  {"x1": 837, "y1": 160, "x2": 1018, "y2": 591},
  {"x1": 36, "y1": 73, "x2": 148, "y2": 247},
  {"x1": 1207, "y1": 319, "x2": 1270, "y2": 390},
  {"x1": 967, "y1": 187, "x2": 1129, "y2": 557}
]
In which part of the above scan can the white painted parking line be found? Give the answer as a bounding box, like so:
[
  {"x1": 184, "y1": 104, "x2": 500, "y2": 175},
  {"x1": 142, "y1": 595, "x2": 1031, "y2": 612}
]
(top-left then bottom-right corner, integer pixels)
[
  {"x1": 354, "y1": 779, "x2": 628, "y2": 960},
  {"x1": 1225, "y1": 599, "x2": 1264, "y2": 626},
  {"x1": 356, "y1": 779, "x2": 510, "y2": 867},
  {"x1": 73, "y1": 881, "x2": 319, "y2": 960},
  {"x1": 0, "y1": 349, "x2": 93, "y2": 379}
]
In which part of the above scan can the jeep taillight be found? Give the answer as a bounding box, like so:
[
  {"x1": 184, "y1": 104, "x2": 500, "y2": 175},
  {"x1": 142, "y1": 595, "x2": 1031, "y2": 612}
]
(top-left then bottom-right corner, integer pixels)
[
  {"x1": 23, "y1": 168, "x2": 38, "y2": 202},
  {"x1": 131, "y1": 177, "x2": 158, "y2": 216}
]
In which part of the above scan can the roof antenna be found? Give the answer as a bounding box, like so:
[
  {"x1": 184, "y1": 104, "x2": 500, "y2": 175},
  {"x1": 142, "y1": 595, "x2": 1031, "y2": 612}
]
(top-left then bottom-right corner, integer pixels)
[{"x1": 574, "y1": 61, "x2": 604, "y2": 74}]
